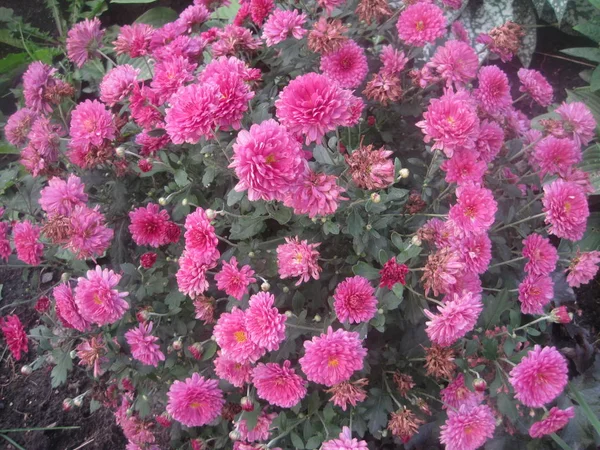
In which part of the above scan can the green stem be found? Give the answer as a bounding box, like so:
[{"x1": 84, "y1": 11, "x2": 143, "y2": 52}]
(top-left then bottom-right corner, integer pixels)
[
  {"x1": 488, "y1": 256, "x2": 525, "y2": 269},
  {"x1": 550, "y1": 433, "x2": 574, "y2": 450},
  {"x1": 404, "y1": 284, "x2": 444, "y2": 307},
  {"x1": 286, "y1": 323, "x2": 323, "y2": 333},
  {"x1": 98, "y1": 50, "x2": 116, "y2": 66},
  {"x1": 493, "y1": 213, "x2": 545, "y2": 233},
  {"x1": 215, "y1": 234, "x2": 238, "y2": 248},
  {"x1": 266, "y1": 418, "x2": 307, "y2": 448}
]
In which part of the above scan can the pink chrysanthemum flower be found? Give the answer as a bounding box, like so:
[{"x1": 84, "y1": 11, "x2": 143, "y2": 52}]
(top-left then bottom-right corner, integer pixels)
[
  {"x1": 230, "y1": 119, "x2": 306, "y2": 202},
  {"x1": 177, "y1": 4, "x2": 210, "y2": 31},
  {"x1": 474, "y1": 65, "x2": 512, "y2": 114},
  {"x1": 113, "y1": 23, "x2": 155, "y2": 58},
  {"x1": 475, "y1": 120, "x2": 504, "y2": 163},
  {"x1": 448, "y1": 184, "x2": 497, "y2": 235},
  {"x1": 440, "y1": 374, "x2": 483, "y2": 410},
  {"x1": 424, "y1": 291, "x2": 482, "y2": 347},
  {"x1": 299, "y1": 327, "x2": 367, "y2": 386},
  {"x1": 130, "y1": 84, "x2": 163, "y2": 130},
  {"x1": 66, "y1": 205, "x2": 114, "y2": 259},
  {"x1": 509, "y1": 345, "x2": 568, "y2": 407},
  {"x1": 75, "y1": 266, "x2": 129, "y2": 326},
  {"x1": 5, "y1": 108, "x2": 36, "y2": 146},
  {"x1": 166, "y1": 373, "x2": 224, "y2": 427},
  {"x1": 456, "y1": 232, "x2": 492, "y2": 274},
  {"x1": 440, "y1": 404, "x2": 496, "y2": 450},
  {"x1": 320, "y1": 40, "x2": 368, "y2": 89},
  {"x1": 69, "y1": 99, "x2": 116, "y2": 148},
  {"x1": 333, "y1": 276, "x2": 378, "y2": 324},
  {"x1": 252, "y1": 361, "x2": 307, "y2": 408},
  {"x1": 151, "y1": 56, "x2": 197, "y2": 104},
  {"x1": 100, "y1": 65, "x2": 140, "y2": 106},
  {"x1": 345, "y1": 144, "x2": 395, "y2": 190},
  {"x1": 129, "y1": 203, "x2": 171, "y2": 248},
  {"x1": 236, "y1": 411, "x2": 277, "y2": 442},
  {"x1": 517, "y1": 68, "x2": 553, "y2": 107},
  {"x1": 53, "y1": 283, "x2": 91, "y2": 332},
  {"x1": 176, "y1": 249, "x2": 218, "y2": 298},
  {"x1": 215, "y1": 257, "x2": 256, "y2": 300},
  {"x1": 276, "y1": 237, "x2": 322, "y2": 285},
  {"x1": 275, "y1": 72, "x2": 363, "y2": 144},
  {"x1": 39, "y1": 175, "x2": 88, "y2": 217},
  {"x1": 0, "y1": 223, "x2": 11, "y2": 262},
  {"x1": 214, "y1": 307, "x2": 265, "y2": 363},
  {"x1": 66, "y1": 18, "x2": 105, "y2": 68},
  {"x1": 533, "y1": 136, "x2": 581, "y2": 177},
  {"x1": 153, "y1": 34, "x2": 205, "y2": 63},
  {"x1": 555, "y1": 101, "x2": 596, "y2": 147},
  {"x1": 135, "y1": 130, "x2": 170, "y2": 156},
  {"x1": 28, "y1": 117, "x2": 63, "y2": 160},
  {"x1": 165, "y1": 83, "x2": 219, "y2": 144},
  {"x1": 379, "y1": 259, "x2": 409, "y2": 289},
  {"x1": 417, "y1": 90, "x2": 480, "y2": 157},
  {"x1": 322, "y1": 427, "x2": 368, "y2": 450},
  {"x1": 125, "y1": 322, "x2": 165, "y2": 367},
  {"x1": 325, "y1": 379, "x2": 368, "y2": 410},
  {"x1": 522, "y1": 234, "x2": 558, "y2": 276},
  {"x1": 245, "y1": 292, "x2": 287, "y2": 351},
  {"x1": 248, "y1": 0, "x2": 275, "y2": 24},
  {"x1": 20, "y1": 144, "x2": 48, "y2": 176},
  {"x1": 214, "y1": 352, "x2": 253, "y2": 387},
  {"x1": 262, "y1": 9, "x2": 307, "y2": 46},
  {"x1": 211, "y1": 24, "x2": 262, "y2": 57},
  {"x1": 76, "y1": 336, "x2": 106, "y2": 377},
  {"x1": 0, "y1": 315, "x2": 28, "y2": 361},
  {"x1": 529, "y1": 407, "x2": 575, "y2": 438},
  {"x1": 22, "y1": 62, "x2": 56, "y2": 113},
  {"x1": 380, "y1": 45, "x2": 408, "y2": 76},
  {"x1": 442, "y1": 149, "x2": 487, "y2": 186},
  {"x1": 184, "y1": 208, "x2": 219, "y2": 255},
  {"x1": 542, "y1": 179, "x2": 589, "y2": 241},
  {"x1": 445, "y1": 271, "x2": 482, "y2": 299},
  {"x1": 13, "y1": 220, "x2": 43, "y2": 265},
  {"x1": 396, "y1": 3, "x2": 446, "y2": 47},
  {"x1": 451, "y1": 20, "x2": 469, "y2": 42},
  {"x1": 284, "y1": 171, "x2": 345, "y2": 218},
  {"x1": 421, "y1": 247, "x2": 465, "y2": 297},
  {"x1": 428, "y1": 40, "x2": 479, "y2": 88},
  {"x1": 149, "y1": 21, "x2": 186, "y2": 51},
  {"x1": 566, "y1": 250, "x2": 600, "y2": 288},
  {"x1": 518, "y1": 274, "x2": 554, "y2": 315}
]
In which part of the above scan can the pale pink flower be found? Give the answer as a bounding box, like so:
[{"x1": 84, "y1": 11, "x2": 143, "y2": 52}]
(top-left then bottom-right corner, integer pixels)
[
  {"x1": 75, "y1": 266, "x2": 129, "y2": 326},
  {"x1": 0, "y1": 315, "x2": 28, "y2": 361},
  {"x1": 230, "y1": 119, "x2": 307, "y2": 202},
  {"x1": 421, "y1": 247, "x2": 465, "y2": 297},
  {"x1": 428, "y1": 40, "x2": 479, "y2": 88},
  {"x1": 245, "y1": 292, "x2": 287, "y2": 351},
  {"x1": 275, "y1": 72, "x2": 363, "y2": 144},
  {"x1": 475, "y1": 120, "x2": 504, "y2": 163},
  {"x1": 474, "y1": 65, "x2": 512, "y2": 114},
  {"x1": 125, "y1": 322, "x2": 165, "y2": 367},
  {"x1": 276, "y1": 237, "x2": 321, "y2": 285},
  {"x1": 533, "y1": 137, "x2": 581, "y2": 177},
  {"x1": 442, "y1": 149, "x2": 487, "y2": 186},
  {"x1": 76, "y1": 336, "x2": 106, "y2": 377},
  {"x1": 69, "y1": 99, "x2": 116, "y2": 148},
  {"x1": 440, "y1": 404, "x2": 496, "y2": 450},
  {"x1": 299, "y1": 327, "x2": 367, "y2": 386},
  {"x1": 448, "y1": 184, "x2": 497, "y2": 235},
  {"x1": 13, "y1": 220, "x2": 43, "y2": 265},
  {"x1": 66, "y1": 18, "x2": 105, "y2": 67},
  {"x1": 39, "y1": 175, "x2": 88, "y2": 216},
  {"x1": 184, "y1": 208, "x2": 219, "y2": 255},
  {"x1": 166, "y1": 373, "x2": 224, "y2": 427},
  {"x1": 522, "y1": 234, "x2": 558, "y2": 276},
  {"x1": 566, "y1": 250, "x2": 600, "y2": 288},
  {"x1": 284, "y1": 171, "x2": 346, "y2": 218},
  {"x1": 236, "y1": 411, "x2": 277, "y2": 442},
  {"x1": 53, "y1": 283, "x2": 91, "y2": 332},
  {"x1": 129, "y1": 203, "x2": 171, "y2": 248},
  {"x1": 113, "y1": 23, "x2": 155, "y2": 58},
  {"x1": 396, "y1": 3, "x2": 446, "y2": 47},
  {"x1": 5, "y1": 108, "x2": 36, "y2": 146},
  {"x1": 509, "y1": 345, "x2": 568, "y2": 407},
  {"x1": 529, "y1": 407, "x2": 575, "y2": 438},
  {"x1": 215, "y1": 257, "x2": 256, "y2": 300},
  {"x1": 214, "y1": 307, "x2": 265, "y2": 363},
  {"x1": 440, "y1": 374, "x2": 483, "y2": 410},
  {"x1": 193, "y1": 295, "x2": 216, "y2": 324},
  {"x1": 380, "y1": 45, "x2": 408, "y2": 76},
  {"x1": 262, "y1": 9, "x2": 306, "y2": 46},
  {"x1": 542, "y1": 179, "x2": 589, "y2": 241},
  {"x1": 176, "y1": 249, "x2": 218, "y2": 298},
  {"x1": 165, "y1": 83, "x2": 219, "y2": 144},
  {"x1": 214, "y1": 351, "x2": 253, "y2": 387},
  {"x1": 456, "y1": 232, "x2": 492, "y2": 274},
  {"x1": 333, "y1": 276, "x2": 378, "y2": 324},
  {"x1": 445, "y1": 271, "x2": 482, "y2": 298},
  {"x1": 320, "y1": 40, "x2": 368, "y2": 89},
  {"x1": 252, "y1": 361, "x2": 307, "y2": 408},
  {"x1": 100, "y1": 65, "x2": 139, "y2": 106},
  {"x1": 518, "y1": 274, "x2": 553, "y2": 315},
  {"x1": 555, "y1": 101, "x2": 596, "y2": 147},
  {"x1": 517, "y1": 68, "x2": 553, "y2": 107},
  {"x1": 66, "y1": 205, "x2": 113, "y2": 259},
  {"x1": 22, "y1": 62, "x2": 57, "y2": 113},
  {"x1": 211, "y1": 25, "x2": 262, "y2": 57},
  {"x1": 424, "y1": 291, "x2": 482, "y2": 347},
  {"x1": 322, "y1": 427, "x2": 368, "y2": 450}
]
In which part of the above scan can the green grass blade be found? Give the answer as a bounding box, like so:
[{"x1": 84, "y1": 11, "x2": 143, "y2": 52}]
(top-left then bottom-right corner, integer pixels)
[
  {"x1": 0, "y1": 426, "x2": 79, "y2": 432},
  {"x1": 550, "y1": 433, "x2": 573, "y2": 450},
  {"x1": 0, "y1": 433, "x2": 26, "y2": 450},
  {"x1": 569, "y1": 383, "x2": 600, "y2": 438}
]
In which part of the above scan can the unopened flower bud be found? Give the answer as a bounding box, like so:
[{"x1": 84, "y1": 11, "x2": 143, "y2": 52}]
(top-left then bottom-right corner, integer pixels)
[
  {"x1": 248, "y1": 251, "x2": 255, "y2": 257},
  {"x1": 229, "y1": 430, "x2": 241, "y2": 441},
  {"x1": 411, "y1": 235, "x2": 422, "y2": 247},
  {"x1": 206, "y1": 209, "x2": 217, "y2": 220},
  {"x1": 399, "y1": 168, "x2": 410, "y2": 179},
  {"x1": 311, "y1": 218, "x2": 318, "y2": 223},
  {"x1": 285, "y1": 310, "x2": 293, "y2": 317},
  {"x1": 370, "y1": 193, "x2": 381, "y2": 203},
  {"x1": 283, "y1": 286, "x2": 289, "y2": 293},
  {"x1": 62, "y1": 398, "x2": 74, "y2": 411},
  {"x1": 378, "y1": 308, "x2": 384, "y2": 315},
  {"x1": 21, "y1": 365, "x2": 32, "y2": 376},
  {"x1": 313, "y1": 314, "x2": 322, "y2": 322},
  {"x1": 549, "y1": 306, "x2": 572, "y2": 324},
  {"x1": 261, "y1": 281, "x2": 270, "y2": 291},
  {"x1": 73, "y1": 397, "x2": 83, "y2": 407},
  {"x1": 298, "y1": 413, "x2": 305, "y2": 419},
  {"x1": 473, "y1": 378, "x2": 487, "y2": 392},
  {"x1": 158, "y1": 197, "x2": 167, "y2": 206},
  {"x1": 365, "y1": 224, "x2": 372, "y2": 231},
  {"x1": 172, "y1": 338, "x2": 183, "y2": 351},
  {"x1": 115, "y1": 146, "x2": 125, "y2": 157},
  {"x1": 321, "y1": 217, "x2": 327, "y2": 223},
  {"x1": 70, "y1": 350, "x2": 77, "y2": 359},
  {"x1": 381, "y1": 430, "x2": 388, "y2": 438},
  {"x1": 181, "y1": 198, "x2": 189, "y2": 206},
  {"x1": 240, "y1": 397, "x2": 254, "y2": 411},
  {"x1": 61, "y1": 272, "x2": 70, "y2": 283}
]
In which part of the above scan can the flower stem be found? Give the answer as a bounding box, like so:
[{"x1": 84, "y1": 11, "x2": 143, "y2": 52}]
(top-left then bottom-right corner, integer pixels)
[
  {"x1": 488, "y1": 256, "x2": 525, "y2": 269},
  {"x1": 493, "y1": 213, "x2": 545, "y2": 233},
  {"x1": 404, "y1": 284, "x2": 443, "y2": 307}
]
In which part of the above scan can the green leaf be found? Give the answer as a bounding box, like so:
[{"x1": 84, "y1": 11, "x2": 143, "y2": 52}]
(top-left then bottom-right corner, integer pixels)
[
  {"x1": 574, "y1": 22, "x2": 600, "y2": 43},
  {"x1": 112, "y1": 0, "x2": 156, "y2": 3},
  {"x1": 266, "y1": 203, "x2": 292, "y2": 224},
  {"x1": 165, "y1": 290, "x2": 185, "y2": 310},
  {"x1": 588, "y1": 0, "x2": 600, "y2": 9},
  {"x1": 363, "y1": 388, "x2": 393, "y2": 434},
  {"x1": 212, "y1": 0, "x2": 241, "y2": 20},
  {"x1": 90, "y1": 399, "x2": 101, "y2": 413},
  {"x1": 51, "y1": 349, "x2": 73, "y2": 388},
  {"x1": 173, "y1": 169, "x2": 189, "y2": 187},
  {"x1": 135, "y1": 7, "x2": 178, "y2": 27},
  {"x1": 591, "y1": 66, "x2": 600, "y2": 92},
  {"x1": 227, "y1": 189, "x2": 245, "y2": 206},
  {"x1": 229, "y1": 216, "x2": 265, "y2": 240},
  {"x1": 0, "y1": 52, "x2": 28, "y2": 74},
  {"x1": 480, "y1": 290, "x2": 511, "y2": 329},
  {"x1": 0, "y1": 30, "x2": 24, "y2": 49},
  {"x1": 313, "y1": 145, "x2": 335, "y2": 165},
  {"x1": 352, "y1": 262, "x2": 380, "y2": 280},
  {"x1": 397, "y1": 244, "x2": 421, "y2": 263},
  {"x1": 0, "y1": 142, "x2": 20, "y2": 154},
  {"x1": 390, "y1": 232, "x2": 403, "y2": 250},
  {"x1": 347, "y1": 209, "x2": 365, "y2": 237},
  {"x1": 570, "y1": 383, "x2": 600, "y2": 438},
  {"x1": 323, "y1": 221, "x2": 340, "y2": 235},
  {"x1": 290, "y1": 433, "x2": 304, "y2": 449},
  {"x1": 305, "y1": 436, "x2": 322, "y2": 449},
  {"x1": 580, "y1": 145, "x2": 600, "y2": 194},
  {"x1": 135, "y1": 394, "x2": 151, "y2": 418},
  {"x1": 201, "y1": 341, "x2": 217, "y2": 361},
  {"x1": 381, "y1": 290, "x2": 402, "y2": 310},
  {"x1": 562, "y1": 47, "x2": 600, "y2": 63}
]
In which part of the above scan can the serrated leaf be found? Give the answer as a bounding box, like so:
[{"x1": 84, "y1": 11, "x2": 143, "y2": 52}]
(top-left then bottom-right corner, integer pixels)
[
  {"x1": 135, "y1": 7, "x2": 178, "y2": 27},
  {"x1": 266, "y1": 203, "x2": 292, "y2": 224},
  {"x1": 305, "y1": 436, "x2": 322, "y2": 449},
  {"x1": 229, "y1": 216, "x2": 265, "y2": 240},
  {"x1": 347, "y1": 209, "x2": 365, "y2": 237},
  {"x1": 363, "y1": 388, "x2": 393, "y2": 434},
  {"x1": 290, "y1": 433, "x2": 304, "y2": 449},
  {"x1": 574, "y1": 22, "x2": 600, "y2": 43},
  {"x1": 352, "y1": 262, "x2": 380, "y2": 280},
  {"x1": 323, "y1": 221, "x2": 340, "y2": 235},
  {"x1": 227, "y1": 189, "x2": 245, "y2": 206},
  {"x1": 51, "y1": 349, "x2": 73, "y2": 388},
  {"x1": 201, "y1": 341, "x2": 217, "y2": 361},
  {"x1": 165, "y1": 290, "x2": 185, "y2": 310}
]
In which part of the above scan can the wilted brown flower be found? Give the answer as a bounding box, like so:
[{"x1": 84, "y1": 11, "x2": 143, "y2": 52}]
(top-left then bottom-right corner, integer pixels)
[
  {"x1": 325, "y1": 378, "x2": 369, "y2": 410},
  {"x1": 345, "y1": 142, "x2": 395, "y2": 190},
  {"x1": 193, "y1": 295, "x2": 216, "y2": 324},
  {"x1": 424, "y1": 344, "x2": 456, "y2": 379},
  {"x1": 421, "y1": 247, "x2": 464, "y2": 297},
  {"x1": 356, "y1": 0, "x2": 392, "y2": 24},
  {"x1": 308, "y1": 18, "x2": 348, "y2": 54},
  {"x1": 404, "y1": 191, "x2": 427, "y2": 214},
  {"x1": 363, "y1": 72, "x2": 403, "y2": 105},
  {"x1": 43, "y1": 81, "x2": 75, "y2": 105},
  {"x1": 416, "y1": 398, "x2": 431, "y2": 415},
  {"x1": 393, "y1": 372, "x2": 415, "y2": 397},
  {"x1": 387, "y1": 408, "x2": 424, "y2": 443},
  {"x1": 42, "y1": 214, "x2": 72, "y2": 244},
  {"x1": 221, "y1": 402, "x2": 242, "y2": 421},
  {"x1": 486, "y1": 22, "x2": 525, "y2": 62}
]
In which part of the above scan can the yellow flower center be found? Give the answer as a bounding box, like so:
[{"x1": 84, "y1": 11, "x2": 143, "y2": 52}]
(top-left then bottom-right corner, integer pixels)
[
  {"x1": 415, "y1": 20, "x2": 425, "y2": 31},
  {"x1": 93, "y1": 294, "x2": 103, "y2": 305},
  {"x1": 234, "y1": 331, "x2": 247, "y2": 343},
  {"x1": 265, "y1": 154, "x2": 277, "y2": 164},
  {"x1": 190, "y1": 401, "x2": 202, "y2": 409},
  {"x1": 328, "y1": 358, "x2": 339, "y2": 368}
]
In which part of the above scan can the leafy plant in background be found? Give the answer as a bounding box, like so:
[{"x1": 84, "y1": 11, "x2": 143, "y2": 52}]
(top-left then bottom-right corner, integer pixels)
[{"x1": 0, "y1": 1, "x2": 600, "y2": 450}]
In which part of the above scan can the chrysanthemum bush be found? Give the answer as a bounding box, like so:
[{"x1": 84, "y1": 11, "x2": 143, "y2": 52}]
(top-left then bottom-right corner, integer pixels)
[{"x1": 1, "y1": 0, "x2": 600, "y2": 449}]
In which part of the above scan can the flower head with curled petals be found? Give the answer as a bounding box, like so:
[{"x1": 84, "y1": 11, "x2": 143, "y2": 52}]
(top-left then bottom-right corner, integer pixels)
[
  {"x1": 442, "y1": 149, "x2": 487, "y2": 186},
  {"x1": 529, "y1": 407, "x2": 575, "y2": 438},
  {"x1": 522, "y1": 234, "x2": 558, "y2": 276},
  {"x1": 129, "y1": 203, "x2": 171, "y2": 248},
  {"x1": 427, "y1": 40, "x2": 479, "y2": 88},
  {"x1": 67, "y1": 205, "x2": 113, "y2": 259},
  {"x1": 75, "y1": 266, "x2": 129, "y2": 326},
  {"x1": 421, "y1": 247, "x2": 465, "y2": 297},
  {"x1": 533, "y1": 137, "x2": 581, "y2": 178},
  {"x1": 567, "y1": 250, "x2": 600, "y2": 288},
  {"x1": 262, "y1": 9, "x2": 307, "y2": 46},
  {"x1": 284, "y1": 171, "x2": 346, "y2": 218},
  {"x1": 125, "y1": 322, "x2": 165, "y2": 367},
  {"x1": 320, "y1": 40, "x2": 368, "y2": 89},
  {"x1": 448, "y1": 184, "x2": 497, "y2": 235},
  {"x1": 379, "y1": 259, "x2": 409, "y2": 289},
  {"x1": 252, "y1": 361, "x2": 307, "y2": 408},
  {"x1": 277, "y1": 237, "x2": 321, "y2": 285},
  {"x1": 542, "y1": 179, "x2": 589, "y2": 241},
  {"x1": 299, "y1": 327, "x2": 367, "y2": 386},
  {"x1": 322, "y1": 427, "x2": 368, "y2": 450},
  {"x1": 424, "y1": 291, "x2": 482, "y2": 347},
  {"x1": 69, "y1": 100, "x2": 116, "y2": 148},
  {"x1": 387, "y1": 409, "x2": 424, "y2": 443},
  {"x1": 455, "y1": 232, "x2": 492, "y2": 274},
  {"x1": 53, "y1": 283, "x2": 91, "y2": 331},
  {"x1": 0, "y1": 315, "x2": 28, "y2": 361},
  {"x1": 333, "y1": 276, "x2": 378, "y2": 324},
  {"x1": 100, "y1": 65, "x2": 139, "y2": 106},
  {"x1": 184, "y1": 208, "x2": 219, "y2": 254},
  {"x1": 76, "y1": 336, "x2": 106, "y2": 377},
  {"x1": 518, "y1": 68, "x2": 553, "y2": 107},
  {"x1": 380, "y1": 45, "x2": 408, "y2": 76},
  {"x1": 325, "y1": 379, "x2": 368, "y2": 410},
  {"x1": 235, "y1": 411, "x2": 277, "y2": 442},
  {"x1": 476, "y1": 120, "x2": 504, "y2": 163},
  {"x1": 166, "y1": 373, "x2": 224, "y2": 427},
  {"x1": 396, "y1": 3, "x2": 446, "y2": 47},
  {"x1": 440, "y1": 404, "x2": 496, "y2": 450},
  {"x1": 440, "y1": 374, "x2": 483, "y2": 410},
  {"x1": 509, "y1": 345, "x2": 568, "y2": 407},
  {"x1": 214, "y1": 351, "x2": 252, "y2": 387},
  {"x1": 214, "y1": 307, "x2": 265, "y2": 363},
  {"x1": 5, "y1": 108, "x2": 36, "y2": 146},
  {"x1": 39, "y1": 175, "x2": 87, "y2": 217},
  {"x1": 555, "y1": 101, "x2": 596, "y2": 147},
  {"x1": 113, "y1": 23, "x2": 154, "y2": 58},
  {"x1": 245, "y1": 292, "x2": 287, "y2": 351},
  {"x1": 176, "y1": 249, "x2": 218, "y2": 298},
  {"x1": 67, "y1": 18, "x2": 105, "y2": 68},
  {"x1": 346, "y1": 144, "x2": 395, "y2": 190},
  {"x1": 13, "y1": 220, "x2": 43, "y2": 266},
  {"x1": 215, "y1": 257, "x2": 256, "y2": 300}
]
